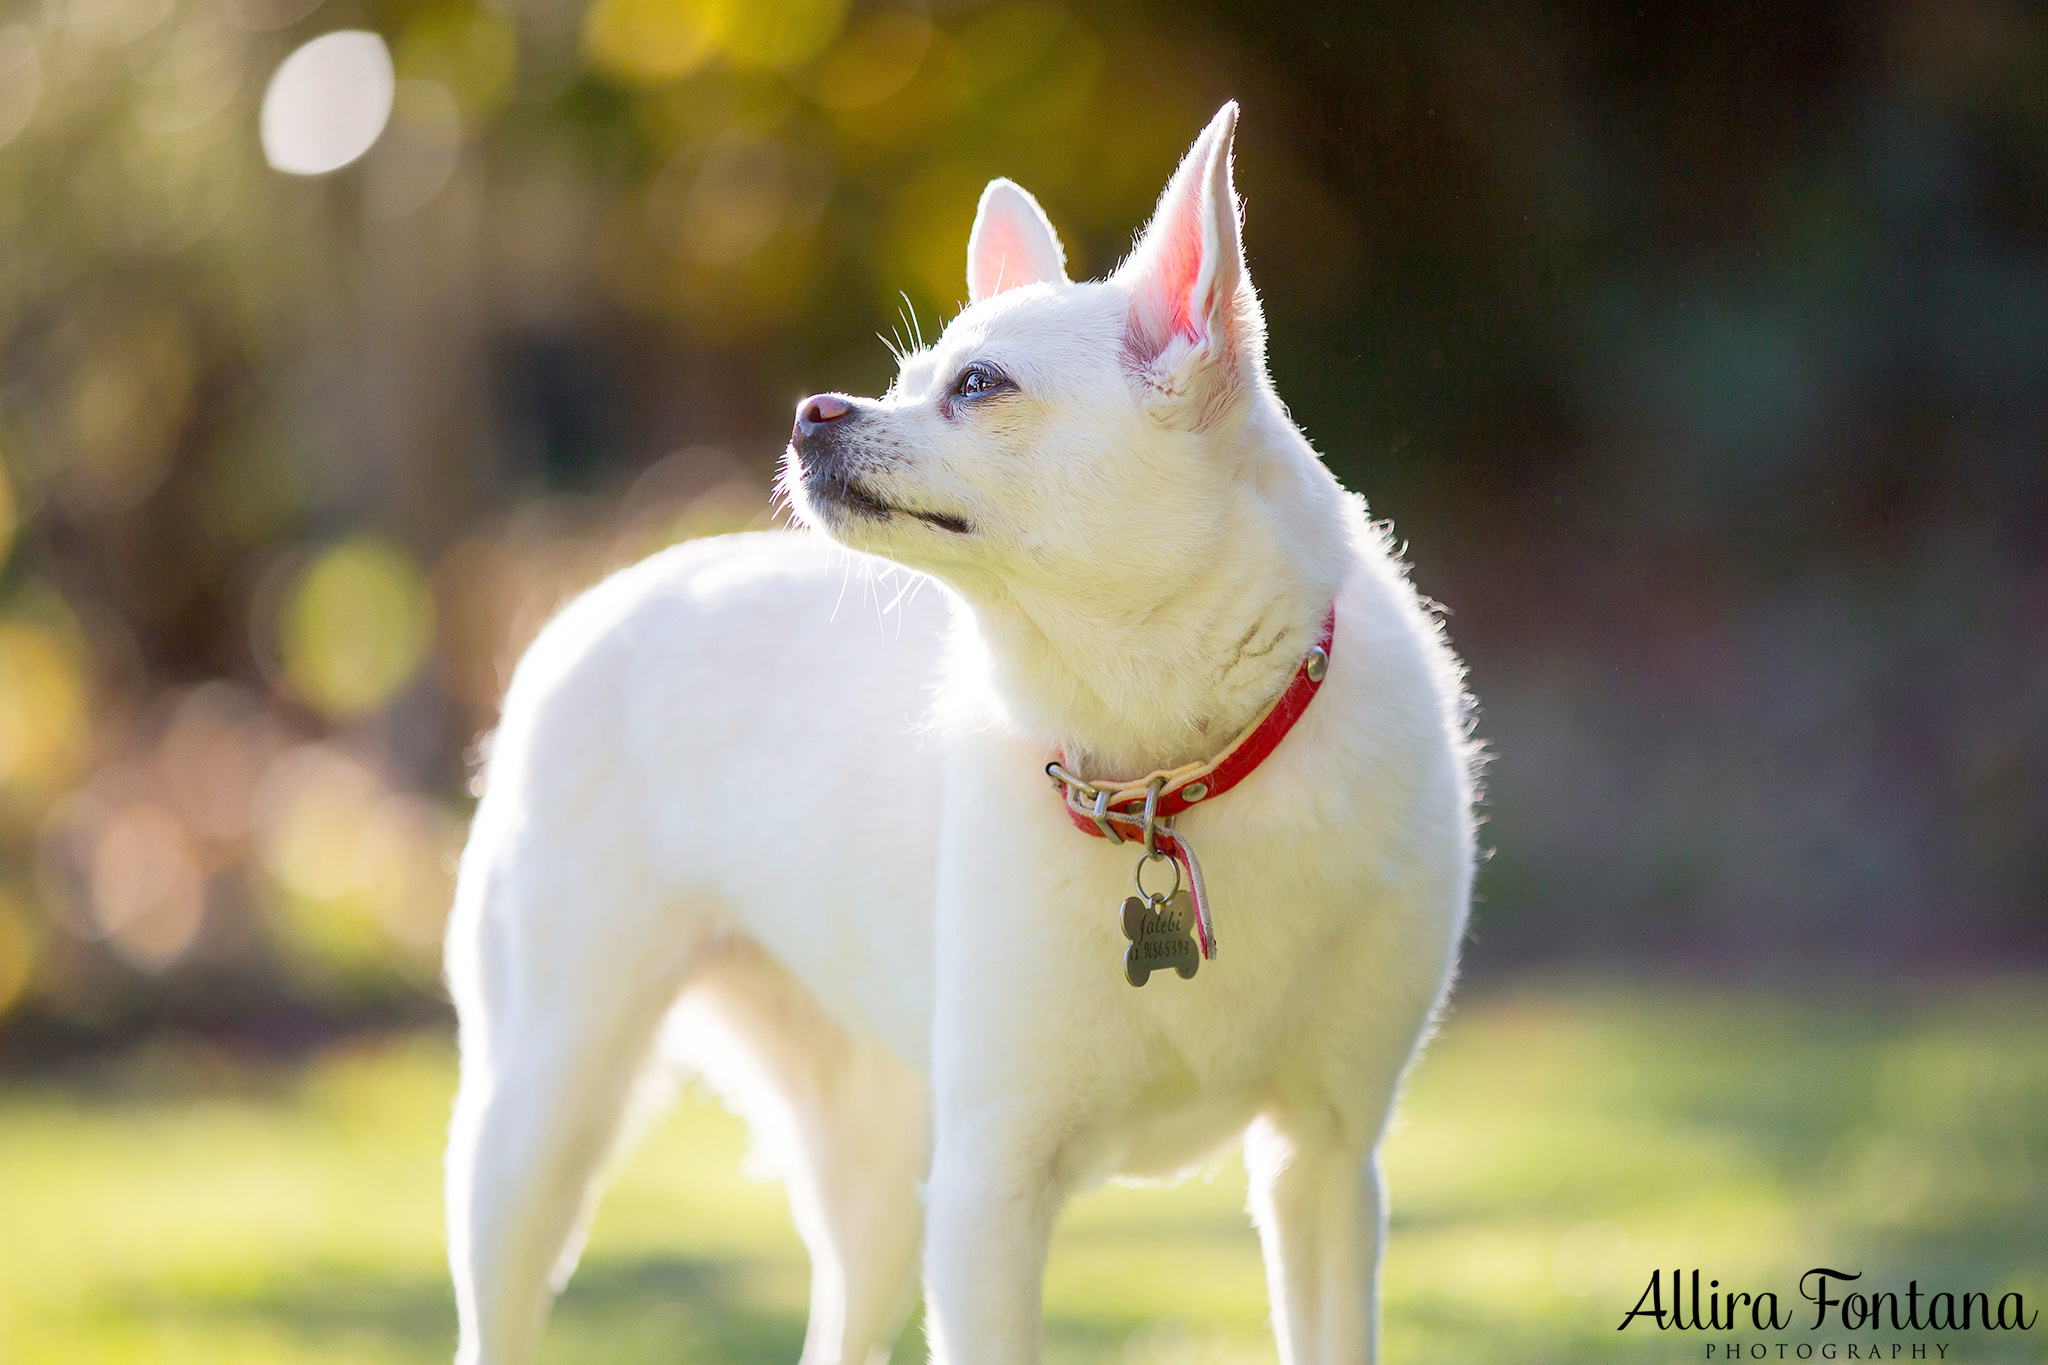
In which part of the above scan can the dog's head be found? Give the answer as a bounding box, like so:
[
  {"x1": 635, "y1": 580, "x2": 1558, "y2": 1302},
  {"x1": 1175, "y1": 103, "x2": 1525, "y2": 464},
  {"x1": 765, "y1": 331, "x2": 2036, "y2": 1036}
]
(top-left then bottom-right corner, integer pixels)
[{"x1": 781, "y1": 103, "x2": 1278, "y2": 606}]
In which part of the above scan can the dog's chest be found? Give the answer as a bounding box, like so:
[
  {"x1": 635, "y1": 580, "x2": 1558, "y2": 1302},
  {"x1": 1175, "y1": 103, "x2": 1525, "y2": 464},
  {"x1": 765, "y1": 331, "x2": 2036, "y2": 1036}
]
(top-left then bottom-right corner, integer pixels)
[
  {"x1": 941, "y1": 759, "x2": 1376, "y2": 1096},
  {"x1": 1078, "y1": 875, "x2": 1362, "y2": 1175}
]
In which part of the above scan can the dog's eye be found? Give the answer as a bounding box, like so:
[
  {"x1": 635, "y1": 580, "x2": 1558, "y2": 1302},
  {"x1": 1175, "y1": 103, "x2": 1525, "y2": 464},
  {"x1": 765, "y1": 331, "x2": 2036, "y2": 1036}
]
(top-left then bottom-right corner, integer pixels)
[{"x1": 952, "y1": 364, "x2": 1007, "y2": 398}]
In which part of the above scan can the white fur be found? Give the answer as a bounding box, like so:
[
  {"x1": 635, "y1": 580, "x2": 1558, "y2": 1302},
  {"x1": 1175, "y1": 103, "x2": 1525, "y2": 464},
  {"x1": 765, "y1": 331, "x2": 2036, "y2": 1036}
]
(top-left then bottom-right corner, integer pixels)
[{"x1": 444, "y1": 103, "x2": 1476, "y2": 1365}]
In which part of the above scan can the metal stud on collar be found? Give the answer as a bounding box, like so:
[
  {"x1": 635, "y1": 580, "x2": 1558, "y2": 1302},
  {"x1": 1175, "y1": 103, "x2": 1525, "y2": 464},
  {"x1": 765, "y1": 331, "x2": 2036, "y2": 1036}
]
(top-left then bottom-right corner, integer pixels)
[{"x1": 1305, "y1": 645, "x2": 1329, "y2": 683}]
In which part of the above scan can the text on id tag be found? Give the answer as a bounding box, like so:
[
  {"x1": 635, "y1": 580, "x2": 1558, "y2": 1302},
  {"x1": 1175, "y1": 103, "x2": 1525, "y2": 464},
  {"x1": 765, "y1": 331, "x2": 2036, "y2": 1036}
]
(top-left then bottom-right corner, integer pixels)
[{"x1": 1120, "y1": 891, "x2": 1199, "y2": 987}]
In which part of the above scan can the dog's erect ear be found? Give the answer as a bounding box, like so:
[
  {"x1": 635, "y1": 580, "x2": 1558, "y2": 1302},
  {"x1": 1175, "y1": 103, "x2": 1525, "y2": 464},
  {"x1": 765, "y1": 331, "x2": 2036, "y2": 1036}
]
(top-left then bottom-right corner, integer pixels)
[
  {"x1": 967, "y1": 179, "x2": 1069, "y2": 304},
  {"x1": 1117, "y1": 102, "x2": 1265, "y2": 426}
]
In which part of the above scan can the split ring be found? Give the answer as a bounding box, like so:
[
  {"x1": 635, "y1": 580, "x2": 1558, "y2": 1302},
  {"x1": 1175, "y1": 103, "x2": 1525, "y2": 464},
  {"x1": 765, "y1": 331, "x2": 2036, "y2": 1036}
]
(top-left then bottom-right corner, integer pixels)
[{"x1": 1134, "y1": 849, "x2": 1181, "y2": 903}]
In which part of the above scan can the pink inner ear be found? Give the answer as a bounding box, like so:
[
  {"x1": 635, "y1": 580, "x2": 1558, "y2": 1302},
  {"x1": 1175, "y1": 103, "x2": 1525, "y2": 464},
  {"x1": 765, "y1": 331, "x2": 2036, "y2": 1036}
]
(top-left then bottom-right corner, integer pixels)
[
  {"x1": 1123, "y1": 105, "x2": 1244, "y2": 377},
  {"x1": 1144, "y1": 179, "x2": 1211, "y2": 344},
  {"x1": 973, "y1": 214, "x2": 1042, "y2": 300}
]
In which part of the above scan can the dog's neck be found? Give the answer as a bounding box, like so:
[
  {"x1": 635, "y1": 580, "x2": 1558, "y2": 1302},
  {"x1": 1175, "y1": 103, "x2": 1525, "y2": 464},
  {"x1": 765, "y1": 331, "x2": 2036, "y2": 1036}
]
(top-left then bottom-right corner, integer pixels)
[{"x1": 962, "y1": 424, "x2": 1350, "y2": 778}]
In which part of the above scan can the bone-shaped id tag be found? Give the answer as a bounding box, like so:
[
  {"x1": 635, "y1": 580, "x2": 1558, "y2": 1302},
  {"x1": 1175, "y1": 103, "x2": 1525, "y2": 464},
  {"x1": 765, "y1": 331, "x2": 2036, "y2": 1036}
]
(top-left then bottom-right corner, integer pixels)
[{"x1": 1120, "y1": 891, "x2": 1200, "y2": 986}]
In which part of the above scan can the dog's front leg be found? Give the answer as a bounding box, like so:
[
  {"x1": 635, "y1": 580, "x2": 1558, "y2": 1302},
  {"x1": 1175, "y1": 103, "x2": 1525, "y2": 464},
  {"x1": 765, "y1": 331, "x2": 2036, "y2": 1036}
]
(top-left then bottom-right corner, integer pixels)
[
  {"x1": 1245, "y1": 1114, "x2": 1386, "y2": 1365},
  {"x1": 920, "y1": 1096, "x2": 1078, "y2": 1365}
]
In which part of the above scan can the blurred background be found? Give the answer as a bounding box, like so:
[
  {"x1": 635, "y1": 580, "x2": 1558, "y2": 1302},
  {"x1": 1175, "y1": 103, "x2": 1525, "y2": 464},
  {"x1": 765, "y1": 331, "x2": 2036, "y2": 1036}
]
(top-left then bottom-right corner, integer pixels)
[
  {"x1": 0, "y1": 0, "x2": 2043, "y2": 1359},
  {"x1": 0, "y1": 0, "x2": 2042, "y2": 1048}
]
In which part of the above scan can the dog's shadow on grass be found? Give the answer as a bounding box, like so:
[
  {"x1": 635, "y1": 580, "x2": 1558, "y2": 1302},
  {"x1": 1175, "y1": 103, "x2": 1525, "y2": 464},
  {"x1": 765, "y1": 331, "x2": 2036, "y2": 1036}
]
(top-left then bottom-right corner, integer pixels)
[{"x1": 122, "y1": 1254, "x2": 807, "y2": 1365}]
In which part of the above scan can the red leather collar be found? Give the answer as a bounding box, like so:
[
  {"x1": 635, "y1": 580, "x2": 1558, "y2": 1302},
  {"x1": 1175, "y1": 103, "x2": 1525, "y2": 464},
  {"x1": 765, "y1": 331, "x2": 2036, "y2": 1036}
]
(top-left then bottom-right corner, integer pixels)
[{"x1": 1046, "y1": 602, "x2": 1337, "y2": 958}]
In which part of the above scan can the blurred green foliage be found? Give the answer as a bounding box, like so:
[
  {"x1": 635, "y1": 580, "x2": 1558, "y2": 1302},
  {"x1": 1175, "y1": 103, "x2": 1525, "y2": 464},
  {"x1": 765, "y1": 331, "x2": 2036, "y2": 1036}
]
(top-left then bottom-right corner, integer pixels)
[{"x1": 1, "y1": 983, "x2": 2042, "y2": 1362}]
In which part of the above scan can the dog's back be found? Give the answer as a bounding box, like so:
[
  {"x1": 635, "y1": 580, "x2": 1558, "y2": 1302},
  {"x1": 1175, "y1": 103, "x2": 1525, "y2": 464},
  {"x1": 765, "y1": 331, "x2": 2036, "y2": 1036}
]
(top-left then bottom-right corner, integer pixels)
[{"x1": 448, "y1": 531, "x2": 952, "y2": 1063}]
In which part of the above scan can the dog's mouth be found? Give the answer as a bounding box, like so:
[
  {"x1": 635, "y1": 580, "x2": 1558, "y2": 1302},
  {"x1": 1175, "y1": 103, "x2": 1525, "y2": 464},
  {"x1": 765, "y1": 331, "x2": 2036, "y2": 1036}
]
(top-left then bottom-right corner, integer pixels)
[{"x1": 802, "y1": 465, "x2": 973, "y2": 536}]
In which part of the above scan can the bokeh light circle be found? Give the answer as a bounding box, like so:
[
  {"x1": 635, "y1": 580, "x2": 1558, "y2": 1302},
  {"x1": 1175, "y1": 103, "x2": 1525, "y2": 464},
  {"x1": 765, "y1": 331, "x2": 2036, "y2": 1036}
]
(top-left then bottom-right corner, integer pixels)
[
  {"x1": 0, "y1": 618, "x2": 91, "y2": 808},
  {"x1": 259, "y1": 29, "x2": 394, "y2": 175},
  {"x1": 281, "y1": 538, "x2": 435, "y2": 719}
]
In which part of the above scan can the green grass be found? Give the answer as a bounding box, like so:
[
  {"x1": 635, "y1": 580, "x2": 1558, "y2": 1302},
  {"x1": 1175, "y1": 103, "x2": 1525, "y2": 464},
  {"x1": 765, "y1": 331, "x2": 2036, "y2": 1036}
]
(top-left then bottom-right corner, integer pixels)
[{"x1": 2, "y1": 982, "x2": 2043, "y2": 1364}]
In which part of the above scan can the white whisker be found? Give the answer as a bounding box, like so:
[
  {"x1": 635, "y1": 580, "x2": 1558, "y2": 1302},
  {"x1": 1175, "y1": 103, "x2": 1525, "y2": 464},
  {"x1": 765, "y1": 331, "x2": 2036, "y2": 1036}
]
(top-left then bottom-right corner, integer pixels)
[{"x1": 829, "y1": 546, "x2": 854, "y2": 623}]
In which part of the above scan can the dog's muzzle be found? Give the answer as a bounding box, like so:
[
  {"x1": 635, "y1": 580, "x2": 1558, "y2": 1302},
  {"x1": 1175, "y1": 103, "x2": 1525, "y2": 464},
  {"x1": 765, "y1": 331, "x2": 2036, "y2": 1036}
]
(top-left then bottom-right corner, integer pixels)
[
  {"x1": 788, "y1": 393, "x2": 972, "y2": 534},
  {"x1": 790, "y1": 392, "x2": 895, "y2": 524},
  {"x1": 791, "y1": 392, "x2": 858, "y2": 476}
]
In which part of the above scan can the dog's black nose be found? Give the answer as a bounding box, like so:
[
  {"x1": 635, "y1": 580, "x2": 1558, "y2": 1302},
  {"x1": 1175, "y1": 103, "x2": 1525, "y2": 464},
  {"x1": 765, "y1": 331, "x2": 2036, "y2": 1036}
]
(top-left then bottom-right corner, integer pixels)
[{"x1": 795, "y1": 393, "x2": 853, "y2": 439}]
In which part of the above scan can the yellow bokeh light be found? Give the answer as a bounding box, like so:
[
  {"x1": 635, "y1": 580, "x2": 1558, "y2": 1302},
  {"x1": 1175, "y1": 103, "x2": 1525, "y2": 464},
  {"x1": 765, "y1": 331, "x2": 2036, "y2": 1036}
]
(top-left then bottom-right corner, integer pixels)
[
  {"x1": 356, "y1": 792, "x2": 462, "y2": 946},
  {"x1": 396, "y1": 2, "x2": 516, "y2": 121},
  {"x1": 258, "y1": 746, "x2": 384, "y2": 904},
  {"x1": 811, "y1": 9, "x2": 929, "y2": 111},
  {"x1": 254, "y1": 744, "x2": 460, "y2": 971},
  {"x1": 582, "y1": 0, "x2": 850, "y2": 85},
  {"x1": 582, "y1": 0, "x2": 721, "y2": 86},
  {"x1": 716, "y1": 0, "x2": 850, "y2": 70},
  {"x1": 0, "y1": 617, "x2": 92, "y2": 815},
  {"x1": 281, "y1": 538, "x2": 435, "y2": 720},
  {"x1": 0, "y1": 884, "x2": 35, "y2": 1017}
]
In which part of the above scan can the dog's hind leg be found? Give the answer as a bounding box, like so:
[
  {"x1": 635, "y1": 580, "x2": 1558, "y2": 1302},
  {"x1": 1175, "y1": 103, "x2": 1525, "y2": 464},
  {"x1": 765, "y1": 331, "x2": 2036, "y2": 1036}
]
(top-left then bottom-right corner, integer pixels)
[
  {"x1": 443, "y1": 798, "x2": 707, "y2": 1365},
  {"x1": 674, "y1": 940, "x2": 929, "y2": 1365}
]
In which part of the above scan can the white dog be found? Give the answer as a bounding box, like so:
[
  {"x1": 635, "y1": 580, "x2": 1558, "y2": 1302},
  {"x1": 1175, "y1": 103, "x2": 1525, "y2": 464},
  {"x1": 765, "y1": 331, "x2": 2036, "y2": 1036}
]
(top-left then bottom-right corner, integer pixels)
[{"x1": 444, "y1": 103, "x2": 1476, "y2": 1365}]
